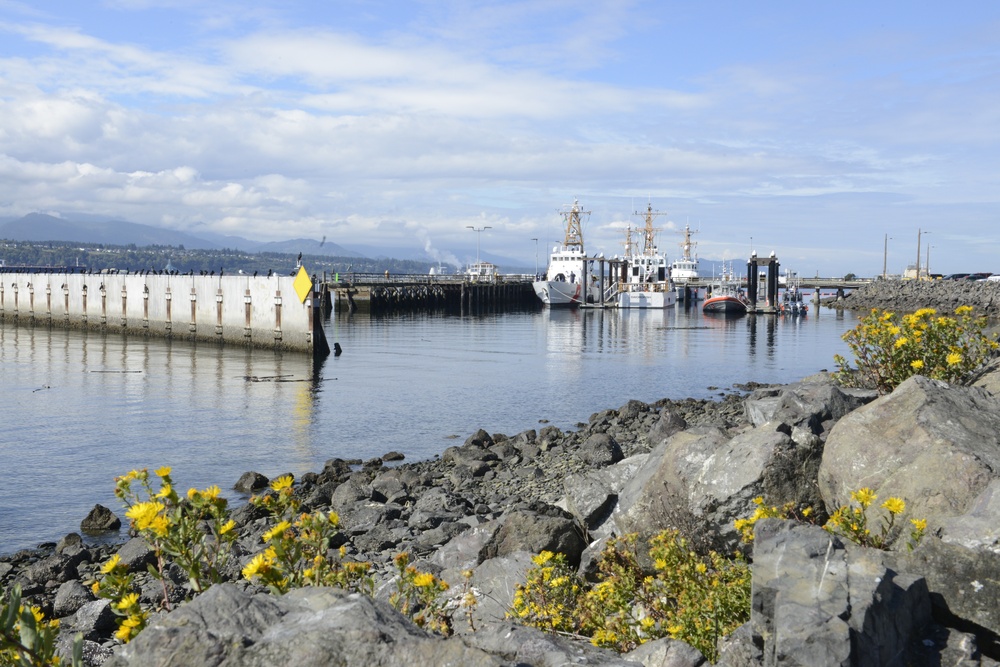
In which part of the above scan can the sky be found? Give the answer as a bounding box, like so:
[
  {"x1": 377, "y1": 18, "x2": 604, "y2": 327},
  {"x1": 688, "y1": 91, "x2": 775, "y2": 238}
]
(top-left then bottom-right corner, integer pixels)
[{"x1": 1, "y1": 1, "x2": 999, "y2": 277}]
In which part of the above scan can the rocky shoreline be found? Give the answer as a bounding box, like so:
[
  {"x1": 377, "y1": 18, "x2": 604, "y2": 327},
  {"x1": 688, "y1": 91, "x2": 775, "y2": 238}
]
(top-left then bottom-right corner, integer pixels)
[
  {"x1": 5, "y1": 285, "x2": 1000, "y2": 665},
  {"x1": 829, "y1": 277, "x2": 1000, "y2": 318}
]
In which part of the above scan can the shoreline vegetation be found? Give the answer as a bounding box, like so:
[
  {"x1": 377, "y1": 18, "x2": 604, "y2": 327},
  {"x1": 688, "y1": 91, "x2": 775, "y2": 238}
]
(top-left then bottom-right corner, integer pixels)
[{"x1": 4, "y1": 280, "x2": 1000, "y2": 666}]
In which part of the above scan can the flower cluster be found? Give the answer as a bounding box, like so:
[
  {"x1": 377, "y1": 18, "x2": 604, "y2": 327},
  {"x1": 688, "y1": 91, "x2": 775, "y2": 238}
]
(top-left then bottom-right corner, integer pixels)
[
  {"x1": 1, "y1": 584, "x2": 81, "y2": 666},
  {"x1": 834, "y1": 306, "x2": 999, "y2": 394},
  {"x1": 91, "y1": 553, "x2": 148, "y2": 643},
  {"x1": 733, "y1": 497, "x2": 813, "y2": 543},
  {"x1": 114, "y1": 467, "x2": 238, "y2": 600},
  {"x1": 388, "y1": 552, "x2": 455, "y2": 635},
  {"x1": 509, "y1": 531, "x2": 751, "y2": 662},
  {"x1": 243, "y1": 475, "x2": 373, "y2": 596},
  {"x1": 825, "y1": 488, "x2": 926, "y2": 551}
]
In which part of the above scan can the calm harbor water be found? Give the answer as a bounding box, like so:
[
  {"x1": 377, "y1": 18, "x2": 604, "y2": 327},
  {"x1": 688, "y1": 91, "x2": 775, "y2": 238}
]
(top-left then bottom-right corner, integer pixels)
[{"x1": 0, "y1": 303, "x2": 859, "y2": 555}]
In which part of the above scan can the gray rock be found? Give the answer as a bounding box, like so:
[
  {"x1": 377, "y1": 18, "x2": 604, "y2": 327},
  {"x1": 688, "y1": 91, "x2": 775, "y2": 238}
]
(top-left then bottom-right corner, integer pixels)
[
  {"x1": 819, "y1": 375, "x2": 1000, "y2": 524},
  {"x1": 446, "y1": 551, "x2": 535, "y2": 630},
  {"x1": 625, "y1": 636, "x2": 707, "y2": 666},
  {"x1": 105, "y1": 584, "x2": 504, "y2": 667},
  {"x1": 563, "y1": 453, "x2": 649, "y2": 536},
  {"x1": 115, "y1": 537, "x2": 157, "y2": 573},
  {"x1": 70, "y1": 599, "x2": 116, "y2": 641},
  {"x1": 647, "y1": 406, "x2": 689, "y2": 448},
  {"x1": 80, "y1": 504, "x2": 121, "y2": 533},
  {"x1": 462, "y1": 620, "x2": 641, "y2": 667},
  {"x1": 578, "y1": 432, "x2": 624, "y2": 466},
  {"x1": 744, "y1": 375, "x2": 875, "y2": 435},
  {"x1": 480, "y1": 503, "x2": 586, "y2": 568},
  {"x1": 233, "y1": 470, "x2": 270, "y2": 492},
  {"x1": 751, "y1": 519, "x2": 930, "y2": 667},
  {"x1": 53, "y1": 579, "x2": 94, "y2": 618}
]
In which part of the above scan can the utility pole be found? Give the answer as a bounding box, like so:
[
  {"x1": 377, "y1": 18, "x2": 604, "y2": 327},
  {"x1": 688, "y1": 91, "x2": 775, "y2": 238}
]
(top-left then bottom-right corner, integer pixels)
[
  {"x1": 883, "y1": 234, "x2": 891, "y2": 279},
  {"x1": 531, "y1": 238, "x2": 538, "y2": 277}
]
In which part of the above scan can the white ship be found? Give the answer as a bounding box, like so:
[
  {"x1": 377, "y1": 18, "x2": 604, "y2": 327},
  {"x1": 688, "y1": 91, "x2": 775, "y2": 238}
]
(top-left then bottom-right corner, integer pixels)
[
  {"x1": 532, "y1": 200, "x2": 601, "y2": 307},
  {"x1": 614, "y1": 203, "x2": 677, "y2": 309},
  {"x1": 672, "y1": 224, "x2": 703, "y2": 301}
]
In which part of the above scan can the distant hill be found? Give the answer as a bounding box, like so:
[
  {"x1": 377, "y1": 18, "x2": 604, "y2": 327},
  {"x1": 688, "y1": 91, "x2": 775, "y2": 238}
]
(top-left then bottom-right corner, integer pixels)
[
  {"x1": 0, "y1": 213, "x2": 366, "y2": 259},
  {"x1": 0, "y1": 213, "x2": 222, "y2": 249}
]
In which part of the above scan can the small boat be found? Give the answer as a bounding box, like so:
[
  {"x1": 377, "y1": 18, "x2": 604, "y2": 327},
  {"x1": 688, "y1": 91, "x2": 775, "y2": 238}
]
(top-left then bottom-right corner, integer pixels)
[
  {"x1": 614, "y1": 202, "x2": 677, "y2": 309},
  {"x1": 702, "y1": 264, "x2": 750, "y2": 314},
  {"x1": 671, "y1": 224, "x2": 703, "y2": 301},
  {"x1": 780, "y1": 272, "x2": 808, "y2": 315},
  {"x1": 533, "y1": 200, "x2": 601, "y2": 306}
]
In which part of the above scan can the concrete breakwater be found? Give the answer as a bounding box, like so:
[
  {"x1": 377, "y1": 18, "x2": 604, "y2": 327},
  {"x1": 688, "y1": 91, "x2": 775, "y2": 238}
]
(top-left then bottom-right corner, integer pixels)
[{"x1": 0, "y1": 271, "x2": 328, "y2": 355}]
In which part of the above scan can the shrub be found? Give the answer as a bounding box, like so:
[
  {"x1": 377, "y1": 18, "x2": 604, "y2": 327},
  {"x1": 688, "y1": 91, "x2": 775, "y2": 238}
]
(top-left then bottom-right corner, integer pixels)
[
  {"x1": 834, "y1": 306, "x2": 999, "y2": 394},
  {"x1": 734, "y1": 491, "x2": 926, "y2": 552},
  {"x1": 1, "y1": 584, "x2": 82, "y2": 666},
  {"x1": 242, "y1": 475, "x2": 373, "y2": 596},
  {"x1": 509, "y1": 531, "x2": 751, "y2": 662}
]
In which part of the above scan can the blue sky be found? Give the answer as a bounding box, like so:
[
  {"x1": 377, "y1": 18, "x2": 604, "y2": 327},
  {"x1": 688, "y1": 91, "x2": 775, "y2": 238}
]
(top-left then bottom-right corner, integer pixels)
[{"x1": 1, "y1": 1, "x2": 999, "y2": 276}]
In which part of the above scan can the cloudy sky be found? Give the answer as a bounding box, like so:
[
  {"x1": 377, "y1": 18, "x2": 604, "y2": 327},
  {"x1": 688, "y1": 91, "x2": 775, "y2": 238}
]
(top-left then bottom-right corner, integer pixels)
[{"x1": 1, "y1": 1, "x2": 999, "y2": 276}]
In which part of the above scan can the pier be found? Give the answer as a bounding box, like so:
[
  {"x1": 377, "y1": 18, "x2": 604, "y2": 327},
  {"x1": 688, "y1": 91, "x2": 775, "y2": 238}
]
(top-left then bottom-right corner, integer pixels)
[
  {"x1": 326, "y1": 273, "x2": 538, "y2": 314},
  {"x1": 0, "y1": 270, "x2": 330, "y2": 357}
]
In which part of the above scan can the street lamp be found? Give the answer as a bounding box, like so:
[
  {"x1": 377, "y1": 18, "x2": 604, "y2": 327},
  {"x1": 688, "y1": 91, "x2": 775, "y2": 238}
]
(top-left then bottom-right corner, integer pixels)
[
  {"x1": 531, "y1": 238, "x2": 538, "y2": 277},
  {"x1": 882, "y1": 234, "x2": 892, "y2": 279},
  {"x1": 916, "y1": 230, "x2": 931, "y2": 280},
  {"x1": 466, "y1": 225, "x2": 491, "y2": 265},
  {"x1": 926, "y1": 244, "x2": 934, "y2": 278}
]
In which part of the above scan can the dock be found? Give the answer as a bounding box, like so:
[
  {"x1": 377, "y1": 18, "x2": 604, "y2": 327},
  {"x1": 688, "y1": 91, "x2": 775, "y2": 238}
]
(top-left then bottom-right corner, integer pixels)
[{"x1": 325, "y1": 273, "x2": 537, "y2": 314}]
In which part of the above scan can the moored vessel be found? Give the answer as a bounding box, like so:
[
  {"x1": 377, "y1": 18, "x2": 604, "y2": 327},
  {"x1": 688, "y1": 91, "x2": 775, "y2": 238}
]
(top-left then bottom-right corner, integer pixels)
[
  {"x1": 614, "y1": 202, "x2": 677, "y2": 309},
  {"x1": 532, "y1": 200, "x2": 601, "y2": 306},
  {"x1": 702, "y1": 264, "x2": 749, "y2": 315},
  {"x1": 672, "y1": 224, "x2": 703, "y2": 301}
]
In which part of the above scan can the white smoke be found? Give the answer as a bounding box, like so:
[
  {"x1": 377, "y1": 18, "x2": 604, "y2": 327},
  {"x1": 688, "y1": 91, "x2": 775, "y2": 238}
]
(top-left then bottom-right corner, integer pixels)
[{"x1": 417, "y1": 229, "x2": 462, "y2": 270}]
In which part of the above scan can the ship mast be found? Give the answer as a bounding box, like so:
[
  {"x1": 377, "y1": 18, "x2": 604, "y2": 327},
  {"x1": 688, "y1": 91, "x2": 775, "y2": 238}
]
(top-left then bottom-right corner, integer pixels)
[
  {"x1": 560, "y1": 199, "x2": 589, "y2": 251},
  {"x1": 633, "y1": 202, "x2": 666, "y2": 257},
  {"x1": 621, "y1": 225, "x2": 638, "y2": 258},
  {"x1": 678, "y1": 224, "x2": 698, "y2": 261}
]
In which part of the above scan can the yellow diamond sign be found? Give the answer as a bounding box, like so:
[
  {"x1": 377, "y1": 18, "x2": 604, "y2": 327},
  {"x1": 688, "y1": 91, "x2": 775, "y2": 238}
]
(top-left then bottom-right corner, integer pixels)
[{"x1": 293, "y1": 265, "x2": 313, "y2": 304}]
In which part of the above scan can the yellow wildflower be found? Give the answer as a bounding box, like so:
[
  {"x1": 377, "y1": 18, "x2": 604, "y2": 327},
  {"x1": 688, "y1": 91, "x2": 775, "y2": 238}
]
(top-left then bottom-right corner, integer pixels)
[
  {"x1": 271, "y1": 475, "x2": 294, "y2": 491},
  {"x1": 242, "y1": 553, "x2": 270, "y2": 580},
  {"x1": 911, "y1": 518, "x2": 928, "y2": 532},
  {"x1": 894, "y1": 337, "x2": 908, "y2": 349},
  {"x1": 201, "y1": 485, "x2": 221, "y2": 500},
  {"x1": 955, "y1": 305, "x2": 974, "y2": 315},
  {"x1": 155, "y1": 466, "x2": 172, "y2": 478},
  {"x1": 946, "y1": 352, "x2": 963, "y2": 366},
  {"x1": 125, "y1": 501, "x2": 166, "y2": 531},
  {"x1": 187, "y1": 488, "x2": 199, "y2": 500},
  {"x1": 532, "y1": 551, "x2": 554, "y2": 566},
  {"x1": 882, "y1": 497, "x2": 906, "y2": 515},
  {"x1": 115, "y1": 593, "x2": 140, "y2": 612},
  {"x1": 413, "y1": 572, "x2": 436, "y2": 588},
  {"x1": 911, "y1": 359, "x2": 924, "y2": 370},
  {"x1": 695, "y1": 562, "x2": 707, "y2": 574},
  {"x1": 100, "y1": 553, "x2": 122, "y2": 574},
  {"x1": 851, "y1": 488, "x2": 877, "y2": 508},
  {"x1": 219, "y1": 519, "x2": 236, "y2": 535},
  {"x1": 154, "y1": 483, "x2": 172, "y2": 499},
  {"x1": 263, "y1": 520, "x2": 292, "y2": 542}
]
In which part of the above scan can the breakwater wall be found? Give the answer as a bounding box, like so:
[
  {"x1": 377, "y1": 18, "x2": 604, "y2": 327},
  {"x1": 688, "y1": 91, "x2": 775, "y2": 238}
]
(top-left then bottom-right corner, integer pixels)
[{"x1": 0, "y1": 272, "x2": 328, "y2": 355}]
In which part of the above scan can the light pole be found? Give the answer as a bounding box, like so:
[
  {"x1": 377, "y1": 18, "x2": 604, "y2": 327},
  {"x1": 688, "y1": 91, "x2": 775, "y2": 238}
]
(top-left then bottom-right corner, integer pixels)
[
  {"x1": 531, "y1": 237, "x2": 538, "y2": 277},
  {"x1": 883, "y1": 234, "x2": 892, "y2": 279},
  {"x1": 926, "y1": 244, "x2": 933, "y2": 278},
  {"x1": 466, "y1": 225, "x2": 491, "y2": 265},
  {"x1": 916, "y1": 230, "x2": 931, "y2": 280}
]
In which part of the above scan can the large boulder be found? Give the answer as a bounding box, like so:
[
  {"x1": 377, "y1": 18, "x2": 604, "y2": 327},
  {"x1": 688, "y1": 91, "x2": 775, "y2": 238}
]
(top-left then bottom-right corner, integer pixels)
[
  {"x1": 744, "y1": 375, "x2": 876, "y2": 436},
  {"x1": 751, "y1": 519, "x2": 931, "y2": 666},
  {"x1": 820, "y1": 375, "x2": 1000, "y2": 641},
  {"x1": 562, "y1": 453, "x2": 650, "y2": 537},
  {"x1": 105, "y1": 584, "x2": 505, "y2": 667},
  {"x1": 479, "y1": 503, "x2": 586, "y2": 568},
  {"x1": 819, "y1": 375, "x2": 1000, "y2": 524},
  {"x1": 612, "y1": 422, "x2": 824, "y2": 549}
]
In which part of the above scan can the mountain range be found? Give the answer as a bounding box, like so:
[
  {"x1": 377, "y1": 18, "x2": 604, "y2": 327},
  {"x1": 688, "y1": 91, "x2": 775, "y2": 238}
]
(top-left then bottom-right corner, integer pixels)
[{"x1": 0, "y1": 213, "x2": 529, "y2": 269}]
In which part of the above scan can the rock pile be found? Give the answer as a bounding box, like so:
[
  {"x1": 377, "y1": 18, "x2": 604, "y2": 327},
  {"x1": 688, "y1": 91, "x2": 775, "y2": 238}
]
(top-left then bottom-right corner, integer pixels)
[
  {"x1": 4, "y1": 371, "x2": 1000, "y2": 666},
  {"x1": 833, "y1": 278, "x2": 1000, "y2": 317}
]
